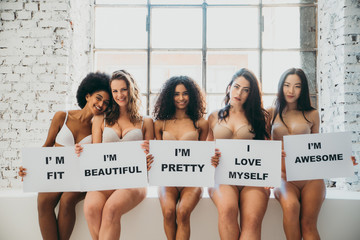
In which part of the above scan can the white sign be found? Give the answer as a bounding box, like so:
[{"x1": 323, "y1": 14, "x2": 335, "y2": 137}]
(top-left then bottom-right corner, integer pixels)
[
  {"x1": 215, "y1": 139, "x2": 282, "y2": 187},
  {"x1": 284, "y1": 132, "x2": 354, "y2": 181},
  {"x1": 79, "y1": 141, "x2": 148, "y2": 191},
  {"x1": 148, "y1": 140, "x2": 215, "y2": 187},
  {"x1": 22, "y1": 146, "x2": 80, "y2": 192}
]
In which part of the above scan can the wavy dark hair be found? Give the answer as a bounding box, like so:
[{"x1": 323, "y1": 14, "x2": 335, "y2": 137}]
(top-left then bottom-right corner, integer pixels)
[
  {"x1": 272, "y1": 68, "x2": 315, "y2": 126},
  {"x1": 153, "y1": 75, "x2": 206, "y2": 128},
  {"x1": 106, "y1": 70, "x2": 142, "y2": 126},
  {"x1": 76, "y1": 72, "x2": 111, "y2": 109},
  {"x1": 218, "y1": 68, "x2": 269, "y2": 140}
]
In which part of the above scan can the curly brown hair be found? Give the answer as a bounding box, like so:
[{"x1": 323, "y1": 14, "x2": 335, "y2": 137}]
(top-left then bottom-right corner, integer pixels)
[{"x1": 153, "y1": 75, "x2": 206, "y2": 128}]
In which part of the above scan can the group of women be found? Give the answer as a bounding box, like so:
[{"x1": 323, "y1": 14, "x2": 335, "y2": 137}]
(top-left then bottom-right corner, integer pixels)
[{"x1": 19, "y1": 67, "x2": 350, "y2": 240}]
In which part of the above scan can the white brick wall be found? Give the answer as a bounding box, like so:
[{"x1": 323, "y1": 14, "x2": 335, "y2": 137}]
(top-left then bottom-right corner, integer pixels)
[
  {"x1": 318, "y1": 0, "x2": 360, "y2": 189},
  {"x1": 0, "y1": 0, "x2": 92, "y2": 189}
]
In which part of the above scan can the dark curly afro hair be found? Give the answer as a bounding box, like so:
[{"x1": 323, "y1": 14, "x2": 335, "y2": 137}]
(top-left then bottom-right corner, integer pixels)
[
  {"x1": 153, "y1": 75, "x2": 206, "y2": 126},
  {"x1": 76, "y1": 72, "x2": 111, "y2": 109}
]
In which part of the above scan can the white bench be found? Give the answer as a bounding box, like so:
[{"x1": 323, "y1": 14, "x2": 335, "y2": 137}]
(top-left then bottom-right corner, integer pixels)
[{"x1": 1, "y1": 188, "x2": 360, "y2": 240}]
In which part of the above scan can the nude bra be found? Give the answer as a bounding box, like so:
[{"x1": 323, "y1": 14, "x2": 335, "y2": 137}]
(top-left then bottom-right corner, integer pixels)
[
  {"x1": 213, "y1": 122, "x2": 255, "y2": 140},
  {"x1": 162, "y1": 120, "x2": 199, "y2": 141},
  {"x1": 102, "y1": 117, "x2": 144, "y2": 143},
  {"x1": 55, "y1": 111, "x2": 92, "y2": 146}
]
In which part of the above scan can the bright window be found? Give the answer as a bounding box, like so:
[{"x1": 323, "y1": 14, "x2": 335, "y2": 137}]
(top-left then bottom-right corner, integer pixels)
[{"x1": 93, "y1": 0, "x2": 317, "y2": 115}]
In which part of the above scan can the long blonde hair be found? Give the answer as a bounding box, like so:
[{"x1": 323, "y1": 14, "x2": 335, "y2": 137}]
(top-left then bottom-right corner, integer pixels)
[{"x1": 106, "y1": 70, "x2": 142, "y2": 125}]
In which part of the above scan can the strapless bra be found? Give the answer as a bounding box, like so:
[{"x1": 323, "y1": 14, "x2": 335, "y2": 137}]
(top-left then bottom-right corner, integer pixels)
[{"x1": 55, "y1": 111, "x2": 91, "y2": 146}]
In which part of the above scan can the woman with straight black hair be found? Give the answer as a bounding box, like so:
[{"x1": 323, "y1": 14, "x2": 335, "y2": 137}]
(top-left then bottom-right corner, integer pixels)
[
  {"x1": 269, "y1": 68, "x2": 324, "y2": 240},
  {"x1": 208, "y1": 68, "x2": 270, "y2": 240}
]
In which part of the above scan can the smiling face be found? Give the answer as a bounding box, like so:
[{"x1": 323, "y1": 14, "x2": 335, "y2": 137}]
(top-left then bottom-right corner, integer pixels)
[
  {"x1": 111, "y1": 79, "x2": 129, "y2": 108},
  {"x1": 283, "y1": 74, "x2": 301, "y2": 104},
  {"x1": 86, "y1": 90, "x2": 110, "y2": 115},
  {"x1": 228, "y1": 76, "x2": 250, "y2": 107},
  {"x1": 173, "y1": 84, "x2": 189, "y2": 110}
]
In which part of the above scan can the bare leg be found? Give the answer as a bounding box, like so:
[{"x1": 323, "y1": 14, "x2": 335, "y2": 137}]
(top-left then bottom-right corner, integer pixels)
[
  {"x1": 99, "y1": 187, "x2": 146, "y2": 240},
  {"x1": 274, "y1": 179, "x2": 302, "y2": 240},
  {"x1": 159, "y1": 187, "x2": 180, "y2": 240},
  {"x1": 208, "y1": 185, "x2": 240, "y2": 240},
  {"x1": 84, "y1": 191, "x2": 111, "y2": 240},
  {"x1": 37, "y1": 192, "x2": 62, "y2": 240},
  {"x1": 176, "y1": 187, "x2": 202, "y2": 240},
  {"x1": 300, "y1": 180, "x2": 325, "y2": 240},
  {"x1": 57, "y1": 192, "x2": 85, "y2": 240},
  {"x1": 239, "y1": 187, "x2": 270, "y2": 240}
]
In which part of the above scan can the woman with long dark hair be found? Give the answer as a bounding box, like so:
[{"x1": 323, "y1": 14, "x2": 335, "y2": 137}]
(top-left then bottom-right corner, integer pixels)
[
  {"x1": 19, "y1": 72, "x2": 111, "y2": 240},
  {"x1": 270, "y1": 68, "x2": 324, "y2": 240},
  {"x1": 208, "y1": 68, "x2": 270, "y2": 240},
  {"x1": 152, "y1": 75, "x2": 208, "y2": 240},
  {"x1": 81, "y1": 70, "x2": 154, "y2": 239}
]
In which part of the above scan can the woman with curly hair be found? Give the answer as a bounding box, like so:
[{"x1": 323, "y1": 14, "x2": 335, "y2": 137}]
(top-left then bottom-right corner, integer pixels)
[
  {"x1": 152, "y1": 75, "x2": 208, "y2": 240},
  {"x1": 81, "y1": 70, "x2": 154, "y2": 239},
  {"x1": 19, "y1": 72, "x2": 111, "y2": 240},
  {"x1": 269, "y1": 68, "x2": 323, "y2": 240},
  {"x1": 208, "y1": 68, "x2": 270, "y2": 240}
]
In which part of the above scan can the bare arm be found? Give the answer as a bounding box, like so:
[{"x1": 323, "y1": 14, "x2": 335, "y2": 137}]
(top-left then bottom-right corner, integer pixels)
[
  {"x1": 198, "y1": 118, "x2": 209, "y2": 141},
  {"x1": 143, "y1": 117, "x2": 155, "y2": 141},
  {"x1": 154, "y1": 120, "x2": 163, "y2": 140},
  {"x1": 310, "y1": 109, "x2": 320, "y2": 134},
  {"x1": 92, "y1": 114, "x2": 104, "y2": 144},
  {"x1": 42, "y1": 111, "x2": 66, "y2": 147}
]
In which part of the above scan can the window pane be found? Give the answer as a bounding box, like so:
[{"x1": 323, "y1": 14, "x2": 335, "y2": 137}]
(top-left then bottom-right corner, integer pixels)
[
  {"x1": 206, "y1": 0, "x2": 259, "y2": 4},
  {"x1": 262, "y1": 51, "x2": 316, "y2": 94},
  {"x1": 263, "y1": 7, "x2": 316, "y2": 49},
  {"x1": 207, "y1": 51, "x2": 259, "y2": 93},
  {"x1": 263, "y1": 0, "x2": 316, "y2": 4},
  {"x1": 95, "y1": 7, "x2": 147, "y2": 49},
  {"x1": 151, "y1": 0, "x2": 203, "y2": 4},
  {"x1": 96, "y1": 0, "x2": 147, "y2": 4},
  {"x1": 94, "y1": 51, "x2": 147, "y2": 93},
  {"x1": 150, "y1": 51, "x2": 202, "y2": 92},
  {"x1": 152, "y1": 8, "x2": 202, "y2": 48},
  {"x1": 207, "y1": 7, "x2": 259, "y2": 48},
  {"x1": 262, "y1": 95, "x2": 276, "y2": 109},
  {"x1": 206, "y1": 95, "x2": 226, "y2": 116}
]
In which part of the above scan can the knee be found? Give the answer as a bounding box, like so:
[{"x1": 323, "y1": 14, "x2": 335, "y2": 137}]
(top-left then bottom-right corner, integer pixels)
[
  {"x1": 281, "y1": 201, "x2": 300, "y2": 220},
  {"x1": 84, "y1": 201, "x2": 102, "y2": 221},
  {"x1": 37, "y1": 196, "x2": 57, "y2": 214},
  {"x1": 242, "y1": 214, "x2": 263, "y2": 230},
  {"x1": 176, "y1": 207, "x2": 191, "y2": 225},
  {"x1": 301, "y1": 216, "x2": 318, "y2": 234},
  {"x1": 59, "y1": 195, "x2": 80, "y2": 211},
  {"x1": 102, "y1": 203, "x2": 121, "y2": 224},
  {"x1": 218, "y1": 205, "x2": 238, "y2": 223},
  {"x1": 163, "y1": 207, "x2": 176, "y2": 223}
]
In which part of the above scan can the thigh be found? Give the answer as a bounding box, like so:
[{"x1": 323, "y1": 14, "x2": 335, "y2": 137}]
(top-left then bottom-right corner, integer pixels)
[
  {"x1": 159, "y1": 187, "x2": 180, "y2": 211},
  {"x1": 209, "y1": 184, "x2": 240, "y2": 210},
  {"x1": 274, "y1": 179, "x2": 301, "y2": 205},
  {"x1": 60, "y1": 192, "x2": 86, "y2": 205},
  {"x1": 37, "y1": 192, "x2": 62, "y2": 208},
  {"x1": 300, "y1": 180, "x2": 326, "y2": 219},
  {"x1": 178, "y1": 187, "x2": 203, "y2": 211},
  {"x1": 104, "y1": 188, "x2": 146, "y2": 215},
  {"x1": 240, "y1": 187, "x2": 270, "y2": 215},
  {"x1": 84, "y1": 191, "x2": 113, "y2": 210}
]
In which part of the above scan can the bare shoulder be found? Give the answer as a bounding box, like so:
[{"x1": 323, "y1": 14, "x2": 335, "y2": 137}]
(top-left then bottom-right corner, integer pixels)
[
  {"x1": 266, "y1": 107, "x2": 275, "y2": 119},
  {"x1": 52, "y1": 111, "x2": 67, "y2": 125},
  {"x1": 307, "y1": 109, "x2": 319, "y2": 122},
  {"x1": 154, "y1": 119, "x2": 164, "y2": 130},
  {"x1": 143, "y1": 116, "x2": 154, "y2": 128},
  {"x1": 93, "y1": 114, "x2": 105, "y2": 125},
  {"x1": 208, "y1": 110, "x2": 219, "y2": 122},
  {"x1": 198, "y1": 117, "x2": 209, "y2": 129}
]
